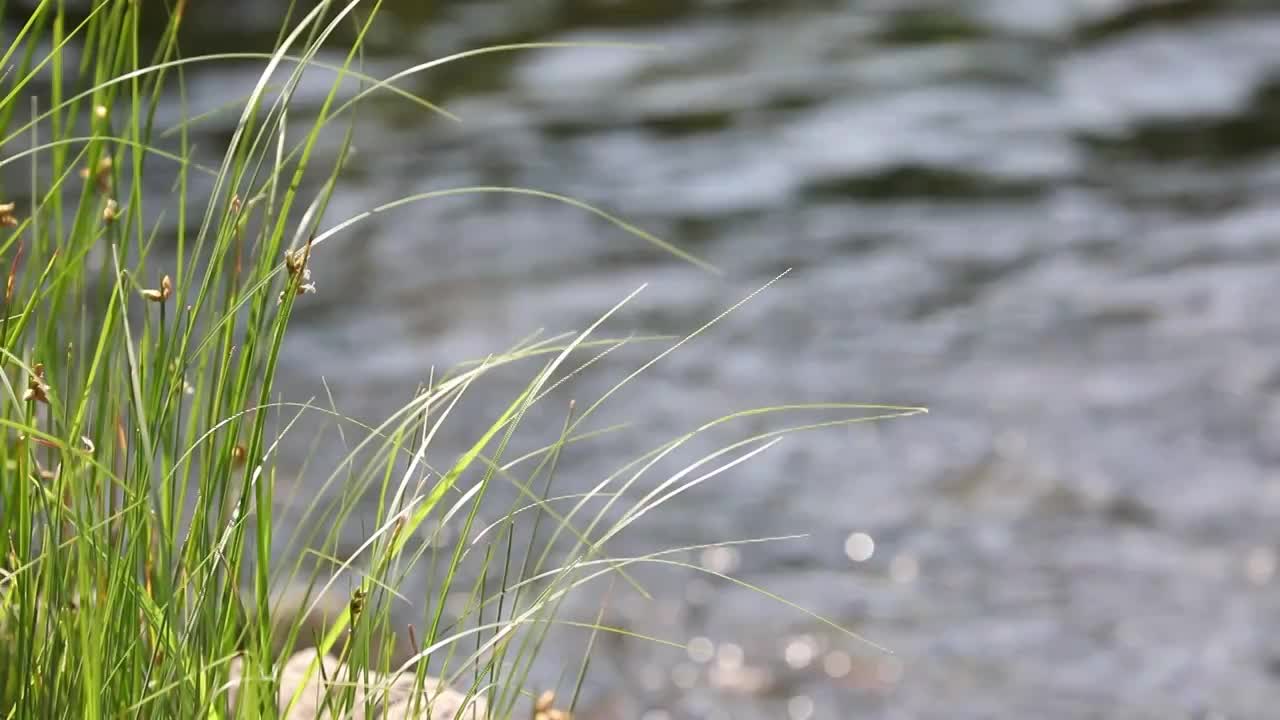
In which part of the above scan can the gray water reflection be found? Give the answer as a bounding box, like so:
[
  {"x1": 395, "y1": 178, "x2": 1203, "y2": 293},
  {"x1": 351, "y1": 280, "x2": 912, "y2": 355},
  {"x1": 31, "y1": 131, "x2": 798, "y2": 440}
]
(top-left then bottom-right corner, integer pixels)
[{"x1": 141, "y1": 0, "x2": 1280, "y2": 717}]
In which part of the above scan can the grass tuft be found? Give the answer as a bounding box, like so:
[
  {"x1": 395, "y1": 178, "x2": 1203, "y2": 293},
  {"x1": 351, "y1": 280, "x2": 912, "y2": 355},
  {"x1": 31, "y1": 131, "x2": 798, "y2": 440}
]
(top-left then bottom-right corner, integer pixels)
[{"x1": 0, "y1": 1, "x2": 924, "y2": 718}]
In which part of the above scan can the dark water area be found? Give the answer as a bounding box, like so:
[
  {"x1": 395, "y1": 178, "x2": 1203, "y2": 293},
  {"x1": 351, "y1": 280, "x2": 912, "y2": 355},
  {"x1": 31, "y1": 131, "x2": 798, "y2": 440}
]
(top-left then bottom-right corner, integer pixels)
[{"x1": 11, "y1": 0, "x2": 1280, "y2": 717}]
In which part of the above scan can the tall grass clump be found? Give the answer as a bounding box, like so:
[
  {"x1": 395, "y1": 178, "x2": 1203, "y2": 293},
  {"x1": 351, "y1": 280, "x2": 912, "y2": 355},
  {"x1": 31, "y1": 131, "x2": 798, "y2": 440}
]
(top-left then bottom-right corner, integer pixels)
[{"x1": 0, "y1": 1, "x2": 924, "y2": 717}]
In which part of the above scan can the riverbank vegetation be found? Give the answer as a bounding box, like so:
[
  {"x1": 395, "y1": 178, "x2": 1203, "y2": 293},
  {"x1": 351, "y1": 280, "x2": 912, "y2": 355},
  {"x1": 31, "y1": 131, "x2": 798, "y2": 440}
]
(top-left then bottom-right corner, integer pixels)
[{"x1": 0, "y1": 1, "x2": 922, "y2": 717}]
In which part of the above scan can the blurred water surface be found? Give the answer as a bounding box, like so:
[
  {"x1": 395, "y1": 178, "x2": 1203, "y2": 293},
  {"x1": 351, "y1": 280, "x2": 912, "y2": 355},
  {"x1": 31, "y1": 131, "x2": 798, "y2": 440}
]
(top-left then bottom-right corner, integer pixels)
[{"x1": 31, "y1": 0, "x2": 1280, "y2": 717}]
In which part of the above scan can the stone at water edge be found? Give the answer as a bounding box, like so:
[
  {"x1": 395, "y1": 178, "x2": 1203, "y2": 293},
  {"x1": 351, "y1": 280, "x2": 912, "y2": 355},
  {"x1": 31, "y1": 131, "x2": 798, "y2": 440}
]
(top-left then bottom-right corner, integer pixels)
[{"x1": 226, "y1": 647, "x2": 487, "y2": 719}]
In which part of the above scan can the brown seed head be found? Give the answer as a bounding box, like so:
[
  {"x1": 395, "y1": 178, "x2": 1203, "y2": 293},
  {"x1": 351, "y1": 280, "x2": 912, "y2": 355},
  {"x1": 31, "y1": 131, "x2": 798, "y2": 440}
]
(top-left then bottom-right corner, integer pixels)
[
  {"x1": 142, "y1": 274, "x2": 172, "y2": 303},
  {"x1": 284, "y1": 247, "x2": 309, "y2": 278},
  {"x1": 280, "y1": 246, "x2": 317, "y2": 303},
  {"x1": 22, "y1": 362, "x2": 48, "y2": 404},
  {"x1": 231, "y1": 444, "x2": 247, "y2": 469},
  {"x1": 81, "y1": 156, "x2": 113, "y2": 193}
]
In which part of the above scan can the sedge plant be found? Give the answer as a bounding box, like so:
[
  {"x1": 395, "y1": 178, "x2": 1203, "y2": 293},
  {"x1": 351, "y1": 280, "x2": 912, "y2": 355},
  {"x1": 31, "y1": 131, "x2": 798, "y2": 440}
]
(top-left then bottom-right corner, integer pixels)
[{"x1": 0, "y1": 1, "x2": 925, "y2": 717}]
